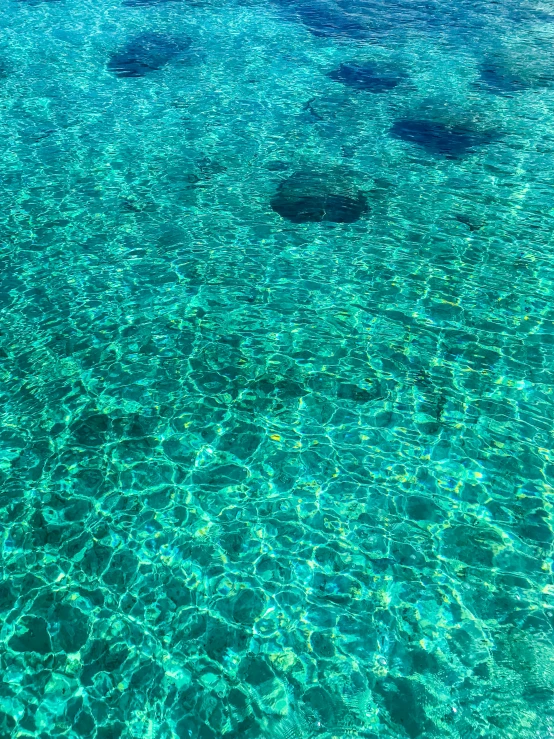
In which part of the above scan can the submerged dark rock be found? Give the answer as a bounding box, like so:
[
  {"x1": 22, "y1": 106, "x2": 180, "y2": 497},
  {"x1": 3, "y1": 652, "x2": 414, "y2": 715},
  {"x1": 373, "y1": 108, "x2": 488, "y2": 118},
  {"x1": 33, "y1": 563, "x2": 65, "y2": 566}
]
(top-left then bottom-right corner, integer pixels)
[
  {"x1": 479, "y1": 63, "x2": 528, "y2": 94},
  {"x1": 271, "y1": 171, "x2": 368, "y2": 224},
  {"x1": 390, "y1": 119, "x2": 498, "y2": 158},
  {"x1": 9, "y1": 616, "x2": 52, "y2": 654},
  {"x1": 107, "y1": 33, "x2": 192, "y2": 78},
  {"x1": 266, "y1": 160, "x2": 290, "y2": 172},
  {"x1": 328, "y1": 62, "x2": 405, "y2": 92},
  {"x1": 277, "y1": 0, "x2": 368, "y2": 39},
  {"x1": 275, "y1": 0, "x2": 463, "y2": 41},
  {"x1": 122, "y1": 0, "x2": 178, "y2": 6},
  {"x1": 297, "y1": 0, "x2": 367, "y2": 38},
  {"x1": 478, "y1": 58, "x2": 553, "y2": 95},
  {"x1": 455, "y1": 213, "x2": 483, "y2": 231}
]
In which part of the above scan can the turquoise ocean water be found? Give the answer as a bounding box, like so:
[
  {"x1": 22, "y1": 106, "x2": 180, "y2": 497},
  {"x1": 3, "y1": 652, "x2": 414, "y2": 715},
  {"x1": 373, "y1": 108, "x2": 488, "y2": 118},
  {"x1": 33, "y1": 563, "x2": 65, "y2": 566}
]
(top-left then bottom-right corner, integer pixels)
[{"x1": 1, "y1": 0, "x2": 554, "y2": 736}]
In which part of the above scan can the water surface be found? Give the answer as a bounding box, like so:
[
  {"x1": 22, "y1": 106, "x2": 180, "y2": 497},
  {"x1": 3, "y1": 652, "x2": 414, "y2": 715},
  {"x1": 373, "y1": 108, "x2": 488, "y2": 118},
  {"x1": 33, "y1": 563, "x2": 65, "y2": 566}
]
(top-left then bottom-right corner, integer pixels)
[{"x1": 0, "y1": 0, "x2": 553, "y2": 737}]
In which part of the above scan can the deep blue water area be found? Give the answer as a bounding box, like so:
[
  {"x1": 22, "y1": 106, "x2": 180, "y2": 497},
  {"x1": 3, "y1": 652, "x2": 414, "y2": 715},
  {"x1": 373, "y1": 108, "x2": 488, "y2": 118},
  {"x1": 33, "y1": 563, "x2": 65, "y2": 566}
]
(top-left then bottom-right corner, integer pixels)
[{"x1": 0, "y1": 0, "x2": 554, "y2": 737}]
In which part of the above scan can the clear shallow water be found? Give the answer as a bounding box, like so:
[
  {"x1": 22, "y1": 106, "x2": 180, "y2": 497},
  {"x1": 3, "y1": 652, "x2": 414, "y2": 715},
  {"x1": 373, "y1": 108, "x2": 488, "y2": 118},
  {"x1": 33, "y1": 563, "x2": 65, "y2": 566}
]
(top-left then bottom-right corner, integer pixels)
[{"x1": 0, "y1": 0, "x2": 554, "y2": 736}]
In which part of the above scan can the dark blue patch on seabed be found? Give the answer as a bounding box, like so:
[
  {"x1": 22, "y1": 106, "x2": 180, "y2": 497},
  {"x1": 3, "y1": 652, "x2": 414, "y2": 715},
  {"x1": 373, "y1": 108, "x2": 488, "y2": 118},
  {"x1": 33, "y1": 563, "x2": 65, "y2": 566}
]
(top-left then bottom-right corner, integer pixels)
[
  {"x1": 328, "y1": 62, "x2": 406, "y2": 91},
  {"x1": 277, "y1": 0, "x2": 369, "y2": 38},
  {"x1": 107, "y1": 33, "x2": 192, "y2": 78},
  {"x1": 271, "y1": 171, "x2": 368, "y2": 223},
  {"x1": 122, "y1": 0, "x2": 180, "y2": 7},
  {"x1": 478, "y1": 58, "x2": 553, "y2": 95},
  {"x1": 390, "y1": 119, "x2": 499, "y2": 158}
]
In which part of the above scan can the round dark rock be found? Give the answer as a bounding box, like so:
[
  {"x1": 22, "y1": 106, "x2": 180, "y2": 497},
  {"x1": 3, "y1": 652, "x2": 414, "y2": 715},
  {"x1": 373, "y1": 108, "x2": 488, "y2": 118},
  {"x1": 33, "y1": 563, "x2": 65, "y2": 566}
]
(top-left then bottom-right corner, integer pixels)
[
  {"x1": 390, "y1": 119, "x2": 498, "y2": 158},
  {"x1": 266, "y1": 160, "x2": 290, "y2": 172},
  {"x1": 271, "y1": 170, "x2": 368, "y2": 224},
  {"x1": 108, "y1": 33, "x2": 192, "y2": 78},
  {"x1": 479, "y1": 56, "x2": 553, "y2": 95},
  {"x1": 54, "y1": 603, "x2": 89, "y2": 653},
  {"x1": 479, "y1": 62, "x2": 528, "y2": 94},
  {"x1": 123, "y1": 0, "x2": 178, "y2": 6},
  {"x1": 231, "y1": 588, "x2": 266, "y2": 624},
  {"x1": 285, "y1": 0, "x2": 368, "y2": 39},
  {"x1": 328, "y1": 62, "x2": 405, "y2": 92},
  {"x1": 9, "y1": 616, "x2": 51, "y2": 654}
]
